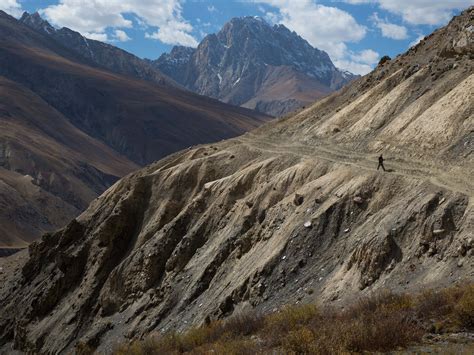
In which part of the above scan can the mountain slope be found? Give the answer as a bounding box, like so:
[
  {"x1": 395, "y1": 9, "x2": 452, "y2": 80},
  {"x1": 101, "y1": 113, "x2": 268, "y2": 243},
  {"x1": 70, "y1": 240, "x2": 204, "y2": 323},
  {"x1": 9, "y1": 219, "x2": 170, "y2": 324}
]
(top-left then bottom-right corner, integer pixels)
[
  {"x1": 0, "y1": 76, "x2": 138, "y2": 247},
  {"x1": 0, "y1": 10, "x2": 269, "y2": 247},
  {"x1": 19, "y1": 12, "x2": 177, "y2": 88},
  {"x1": 0, "y1": 7, "x2": 472, "y2": 354},
  {"x1": 154, "y1": 17, "x2": 358, "y2": 116}
]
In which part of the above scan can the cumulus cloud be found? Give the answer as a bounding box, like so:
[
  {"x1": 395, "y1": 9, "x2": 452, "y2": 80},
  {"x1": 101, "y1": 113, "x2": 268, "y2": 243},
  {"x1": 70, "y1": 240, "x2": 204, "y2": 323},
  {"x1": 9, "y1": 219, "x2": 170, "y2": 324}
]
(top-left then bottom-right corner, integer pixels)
[
  {"x1": 371, "y1": 13, "x2": 408, "y2": 40},
  {"x1": 0, "y1": 0, "x2": 22, "y2": 17},
  {"x1": 350, "y1": 49, "x2": 379, "y2": 65},
  {"x1": 255, "y1": 1, "x2": 377, "y2": 74},
  {"x1": 334, "y1": 48, "x2": 379, "y2": 75},
  {"x1": 343, "y1": 0, "x2": 474, "y2": 25},
  {"x1": 114, "y1": 30, "x2": 131, "y2": 42},
  {"x1": 145, "y1": 20, "x2": 197, "y2": 46},
  {"x1": 84, "y1": 32, "x2": 110, "y2": 42},
  {"x1": 40, "y1": 0, "x2": 198, "y2": 46},
  {"x1": 207, "y1": 5, "x2": 217, "y2": 13}
]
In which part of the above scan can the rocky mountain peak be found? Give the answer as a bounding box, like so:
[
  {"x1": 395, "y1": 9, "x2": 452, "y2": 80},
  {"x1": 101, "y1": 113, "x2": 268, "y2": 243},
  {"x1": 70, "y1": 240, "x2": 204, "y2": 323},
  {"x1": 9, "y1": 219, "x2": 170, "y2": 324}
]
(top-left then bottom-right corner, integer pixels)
[
  {"x1": 20, "y1": 11, "x2": 55, "y2": 34},
  {"x1": 153, "y1": 16, "x2": 357, "y2": 116}
]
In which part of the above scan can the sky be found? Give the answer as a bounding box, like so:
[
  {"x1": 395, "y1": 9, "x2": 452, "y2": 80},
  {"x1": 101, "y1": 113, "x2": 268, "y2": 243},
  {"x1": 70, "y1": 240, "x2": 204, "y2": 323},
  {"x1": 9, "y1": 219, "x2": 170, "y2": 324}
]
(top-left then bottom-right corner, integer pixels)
[{"x1": 1, "y1": 1, "x2": 473, "y2": 75}]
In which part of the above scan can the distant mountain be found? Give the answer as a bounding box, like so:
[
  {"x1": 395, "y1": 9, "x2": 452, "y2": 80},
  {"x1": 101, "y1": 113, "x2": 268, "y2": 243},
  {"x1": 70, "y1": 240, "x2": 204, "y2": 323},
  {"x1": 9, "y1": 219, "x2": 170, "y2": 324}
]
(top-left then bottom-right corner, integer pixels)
[
  {"x1": 19, "y1": 12, "x2": 175, "y2": 87},
  {"x1": 0, "y1": 10, "x2": 270, "y2": 247},
  {"x1": 153, "y1": 16, "x2": 358, "y2": 116}
]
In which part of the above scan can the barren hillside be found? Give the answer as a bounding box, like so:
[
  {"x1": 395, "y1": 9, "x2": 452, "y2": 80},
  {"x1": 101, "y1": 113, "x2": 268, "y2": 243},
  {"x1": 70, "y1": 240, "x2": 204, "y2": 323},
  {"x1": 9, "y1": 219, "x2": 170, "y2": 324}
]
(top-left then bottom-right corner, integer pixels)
[
  {"x1": 0, "y1": 7, "x2": 472, "y2": 354},
  {"x1": 0, "y1": 10, "x2": 269, "y2": 247}
]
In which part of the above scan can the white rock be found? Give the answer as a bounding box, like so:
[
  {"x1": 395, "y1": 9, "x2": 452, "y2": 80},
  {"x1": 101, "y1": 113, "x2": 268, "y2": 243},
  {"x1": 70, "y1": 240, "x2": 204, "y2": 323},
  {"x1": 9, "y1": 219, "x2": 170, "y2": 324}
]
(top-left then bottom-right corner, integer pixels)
[{"x1": 304, "y1": 221, "x2": 312, "y2": 228}]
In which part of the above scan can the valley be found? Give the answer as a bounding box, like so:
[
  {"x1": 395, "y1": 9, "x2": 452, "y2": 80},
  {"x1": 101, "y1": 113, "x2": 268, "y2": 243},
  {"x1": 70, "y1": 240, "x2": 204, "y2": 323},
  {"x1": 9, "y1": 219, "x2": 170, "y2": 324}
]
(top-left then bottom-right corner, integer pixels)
[{"x1": 0, "y1": 4, "x2": 472, "y2": 354}]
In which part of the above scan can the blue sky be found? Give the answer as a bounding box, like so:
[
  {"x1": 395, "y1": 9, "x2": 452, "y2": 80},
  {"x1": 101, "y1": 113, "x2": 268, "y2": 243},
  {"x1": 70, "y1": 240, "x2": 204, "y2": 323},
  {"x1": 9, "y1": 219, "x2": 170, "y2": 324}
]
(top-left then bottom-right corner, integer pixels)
[{"x1": 2, "y1": 1, "x2": 473, "y2": 74}]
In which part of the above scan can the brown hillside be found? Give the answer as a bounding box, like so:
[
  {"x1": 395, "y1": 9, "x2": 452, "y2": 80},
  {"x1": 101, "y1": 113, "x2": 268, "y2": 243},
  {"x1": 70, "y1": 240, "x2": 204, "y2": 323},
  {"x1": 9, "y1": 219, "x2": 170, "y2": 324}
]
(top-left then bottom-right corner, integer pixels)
[
  {"x1": 0, "y1": 7, "x2": 472, "y2": 354},
  {"x1": 0, "y1": 11, "x2": 269, "y2": 247}
]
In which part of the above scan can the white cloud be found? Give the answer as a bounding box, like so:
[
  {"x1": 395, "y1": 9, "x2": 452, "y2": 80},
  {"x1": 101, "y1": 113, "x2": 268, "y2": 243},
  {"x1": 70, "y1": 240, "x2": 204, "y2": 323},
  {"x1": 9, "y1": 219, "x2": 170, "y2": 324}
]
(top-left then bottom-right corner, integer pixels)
[
  {"x1": 145, "y1": 20, "x2": 198, "y2": 46},
  {"x1": 371, "y1": 13, "x2": 408, "y2": 40},
  {"x1": 114, "y1": 29, "x2": 131, "y2": 42},
  {"x1": 334, "y1": 48, "x2": 379, "y2": 75},
  {"x1": 84, "y1": 32, "x2": 110, "y2": 42},
  {"x1": 0, "y1": 0, "x2": 22, "y2": 17},
  {"x1": 343, "y1": 0, "x2": 474, "y2": 25},
  {"x1": 40, "y1": 0, "x2": 198, "y2": 47},
  {"x1": 333, "y1": 60, "x2": 373, "y2": 75},
  {"x1": 255, "y1": 1, "x2": 376, "y2": 74},
  {"x1": 343, "y1": 0, "x2": 374, "y2": 3},
  {"x1": 377, "y1": 0, "x2": 474, "y2": 25},
  {"x1": 207, "y1": 5, "x2": 217, "y2": 13},
  {"x1": 350, "y1": 49, "x2": 379, "y2": 65}
]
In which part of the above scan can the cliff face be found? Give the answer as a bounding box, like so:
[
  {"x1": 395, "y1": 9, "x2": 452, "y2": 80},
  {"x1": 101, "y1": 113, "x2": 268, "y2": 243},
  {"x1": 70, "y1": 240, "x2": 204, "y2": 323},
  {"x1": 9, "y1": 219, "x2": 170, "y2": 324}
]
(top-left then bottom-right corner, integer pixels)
[
  {"x1": 0, "y1": 7, "x2": 473, "y2": 354},
  {"x1": 154, "y1": 17, "x2": 358, "y2": 116}
]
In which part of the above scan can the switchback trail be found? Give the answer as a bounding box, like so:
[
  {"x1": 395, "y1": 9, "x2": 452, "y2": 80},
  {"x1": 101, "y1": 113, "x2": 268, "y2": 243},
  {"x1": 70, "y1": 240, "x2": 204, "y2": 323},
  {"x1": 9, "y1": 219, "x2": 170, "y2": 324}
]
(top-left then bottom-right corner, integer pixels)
[{"x1": 237, "y1": 134, "x2": 473, "y2": 198}]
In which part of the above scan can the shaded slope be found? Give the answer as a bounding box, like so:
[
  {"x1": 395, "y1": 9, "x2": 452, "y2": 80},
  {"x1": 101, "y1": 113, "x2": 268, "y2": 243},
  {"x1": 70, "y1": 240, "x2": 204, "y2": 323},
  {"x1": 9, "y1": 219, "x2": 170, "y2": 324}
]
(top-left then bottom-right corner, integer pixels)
[
  {"x1": 0, "y1": 10, "x2": 269, "y2": 246},
  {"x1": 0, "y1": 10, "x2": 270, "y2": 165},
  {"x1": 0, "y1": 7, "x2": 472, "y2": 354},
  {"x1": 0, "y1": 76, "x2": 138, "y2": 247},
  {"x1": 19, "y1": 12, "x2": 178, "y2": 88}
]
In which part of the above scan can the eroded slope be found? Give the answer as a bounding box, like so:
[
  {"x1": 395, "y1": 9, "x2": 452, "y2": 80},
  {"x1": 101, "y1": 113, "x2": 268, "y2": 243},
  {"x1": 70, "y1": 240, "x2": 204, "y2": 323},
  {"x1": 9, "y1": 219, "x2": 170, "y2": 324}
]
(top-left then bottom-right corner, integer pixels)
[{"x1": 0, "y1": 7, "x2": 472, "y2": 354}]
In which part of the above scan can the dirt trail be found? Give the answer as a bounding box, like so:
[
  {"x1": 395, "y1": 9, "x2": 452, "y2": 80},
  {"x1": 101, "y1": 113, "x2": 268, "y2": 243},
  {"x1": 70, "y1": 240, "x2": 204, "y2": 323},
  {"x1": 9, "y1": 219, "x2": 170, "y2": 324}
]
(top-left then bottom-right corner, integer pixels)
[{"x1": 237, "y1": 134, "x2": 473, "y2": 197}]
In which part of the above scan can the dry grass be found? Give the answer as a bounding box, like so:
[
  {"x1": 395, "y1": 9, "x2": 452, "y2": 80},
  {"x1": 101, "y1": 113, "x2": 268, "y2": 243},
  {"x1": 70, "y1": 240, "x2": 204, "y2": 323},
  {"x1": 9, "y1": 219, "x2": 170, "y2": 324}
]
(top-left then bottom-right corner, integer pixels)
[{"x1": 112, "y1": 283, "x2": 474, "y2": 355}]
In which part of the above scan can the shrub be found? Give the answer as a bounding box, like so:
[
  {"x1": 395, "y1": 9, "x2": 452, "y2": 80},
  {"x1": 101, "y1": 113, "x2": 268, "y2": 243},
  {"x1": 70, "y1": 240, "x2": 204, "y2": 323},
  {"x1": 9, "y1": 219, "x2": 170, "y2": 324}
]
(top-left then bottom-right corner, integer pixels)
[
  {"x1": 281, "y1": 327, "x2": 316, "y2": 354},
  {"x1": 266, "y1": 304, "x2": 319, "y2": 333},
  {"x1": 113, "y1": 284, "x2": 474, "y2": 355},
  {"x1": 378, "y1": 55, "x2": 391, "y2": 65},
  {"x1": 454, "y1": 284, "x2": 474, "y2": 329},
  {"x1": 223, "y1": 311, "x2": 265, "y2": 336}
]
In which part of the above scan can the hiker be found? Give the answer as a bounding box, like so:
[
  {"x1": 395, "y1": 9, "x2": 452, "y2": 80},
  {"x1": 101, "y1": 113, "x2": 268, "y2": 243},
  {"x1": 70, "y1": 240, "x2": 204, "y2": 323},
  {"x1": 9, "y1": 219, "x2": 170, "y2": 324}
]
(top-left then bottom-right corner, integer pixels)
[{"x1": 377, "y1": 154, "x2": 386, "y2": 171}]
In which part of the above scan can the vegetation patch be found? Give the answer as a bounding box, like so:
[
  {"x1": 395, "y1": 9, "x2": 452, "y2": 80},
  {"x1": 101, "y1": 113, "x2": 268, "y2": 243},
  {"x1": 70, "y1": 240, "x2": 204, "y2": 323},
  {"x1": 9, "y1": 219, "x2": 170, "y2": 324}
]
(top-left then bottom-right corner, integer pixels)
[{"x1": 112, "y1": 283, "x2": 474, "y2": 354}]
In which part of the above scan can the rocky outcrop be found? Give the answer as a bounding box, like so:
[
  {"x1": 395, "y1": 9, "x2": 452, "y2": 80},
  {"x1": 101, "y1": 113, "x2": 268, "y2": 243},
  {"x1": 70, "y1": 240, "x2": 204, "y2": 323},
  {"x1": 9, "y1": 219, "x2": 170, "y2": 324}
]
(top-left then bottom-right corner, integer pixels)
[
  {"x1": 0, "y1": 7, "x2": 472, "y2": 354},
  {"x1": 153, "y1": 17, "x2": 358, "y2": 116}
]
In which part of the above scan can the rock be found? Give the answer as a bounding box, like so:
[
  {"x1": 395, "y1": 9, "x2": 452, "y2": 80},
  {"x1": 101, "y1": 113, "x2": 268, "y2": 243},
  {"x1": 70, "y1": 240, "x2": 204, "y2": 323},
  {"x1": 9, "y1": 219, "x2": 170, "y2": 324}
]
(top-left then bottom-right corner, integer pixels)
[
  {"x1": 467, "y1": 238, "x2": 473, "y2": 248},
  {"x1": 293, "y1": 194, "x2": 304, "y2": 206},
  {"x1": 353, "y1": 196, "x2": 364, "y2": 204},
  {"x1": 457, "y1": 259, "x2": 464, "y2": 268},
  {"x1": 344, "y1": 228, "x2": 350, "y2": 233},
  {"x1": 304, "y1": 221, "x2": 312, "y2": 228},
  {"x1": 428, "y1": 247, "x2": 437, "y2": 256},
  {"x1": 433, "y1": 229, "x2": 445, "y2": 236}
]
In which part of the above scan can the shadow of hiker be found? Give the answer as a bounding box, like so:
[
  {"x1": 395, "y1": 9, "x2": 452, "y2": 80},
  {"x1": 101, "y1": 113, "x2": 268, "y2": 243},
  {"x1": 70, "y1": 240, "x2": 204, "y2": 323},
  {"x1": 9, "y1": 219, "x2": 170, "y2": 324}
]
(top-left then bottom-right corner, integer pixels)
[{"x1": 386, "y1": 168, "x2": 395, "y2": 172}]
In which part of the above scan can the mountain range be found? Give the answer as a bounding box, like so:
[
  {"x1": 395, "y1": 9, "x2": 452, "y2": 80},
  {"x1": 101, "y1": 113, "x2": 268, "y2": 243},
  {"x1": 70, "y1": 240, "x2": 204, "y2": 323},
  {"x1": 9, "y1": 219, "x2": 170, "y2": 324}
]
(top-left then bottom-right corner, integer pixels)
[
  {"x1": 0, "y1": 6, "x2": 471, "y2": 353},
  {"x1": 0, "y1": 10, "x2": 269, "y2": 247},
  {"x1": 153, "y1": 16, "x2": 358, "y2": 116}
]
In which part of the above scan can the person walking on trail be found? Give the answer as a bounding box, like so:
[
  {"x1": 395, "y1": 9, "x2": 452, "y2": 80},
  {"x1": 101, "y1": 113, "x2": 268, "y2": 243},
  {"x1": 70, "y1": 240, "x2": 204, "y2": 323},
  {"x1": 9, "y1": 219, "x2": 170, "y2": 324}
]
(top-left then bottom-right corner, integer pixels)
[{"x1": 377, "y1": 154, "x2": 386, "y2": 171}]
